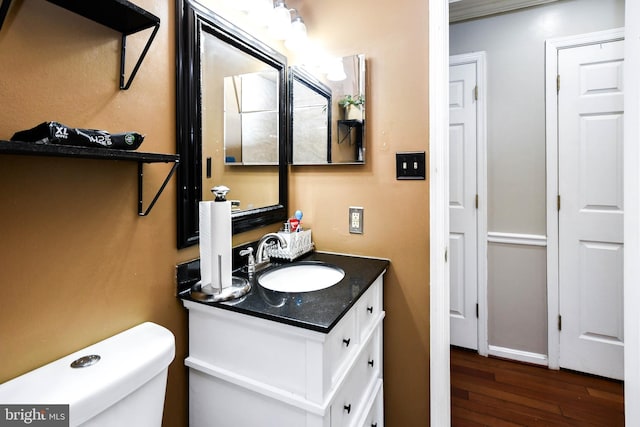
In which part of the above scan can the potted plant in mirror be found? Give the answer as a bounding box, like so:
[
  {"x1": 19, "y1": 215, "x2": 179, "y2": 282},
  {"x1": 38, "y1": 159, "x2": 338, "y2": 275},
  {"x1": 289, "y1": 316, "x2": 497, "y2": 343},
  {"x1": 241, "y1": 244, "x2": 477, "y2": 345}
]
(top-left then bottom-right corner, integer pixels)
[{"x1": 339, "y1": 94, "x2": 365, "y2": 121}]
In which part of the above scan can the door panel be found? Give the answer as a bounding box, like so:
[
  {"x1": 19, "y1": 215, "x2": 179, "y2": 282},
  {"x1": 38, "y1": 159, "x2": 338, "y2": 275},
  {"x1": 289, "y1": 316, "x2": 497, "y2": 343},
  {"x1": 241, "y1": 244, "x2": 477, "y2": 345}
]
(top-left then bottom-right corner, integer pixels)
[
  {"x1": 449, "y1": 60, "x2": 478, "y2": 350},
  {"x1": 579, "y1": 241, "x2": 624, "y2": 342},
  {"x1": 558, "y1": 39, "x2": 624, "y2": 380},
  {"x1": 449, "y1": 233, "x2": 466, "y2": 318}
]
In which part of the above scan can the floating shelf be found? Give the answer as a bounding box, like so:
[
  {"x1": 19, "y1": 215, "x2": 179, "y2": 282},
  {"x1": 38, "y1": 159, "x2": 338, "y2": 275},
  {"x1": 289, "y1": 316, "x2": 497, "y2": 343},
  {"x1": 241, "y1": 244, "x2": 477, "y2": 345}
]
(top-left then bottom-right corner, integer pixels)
[
  {"x1": 0, "y1": 140, "x2": 179, "y2": 216},
  {"x1": 0, "y1": 0, "x2": 160, "y2": 90}
]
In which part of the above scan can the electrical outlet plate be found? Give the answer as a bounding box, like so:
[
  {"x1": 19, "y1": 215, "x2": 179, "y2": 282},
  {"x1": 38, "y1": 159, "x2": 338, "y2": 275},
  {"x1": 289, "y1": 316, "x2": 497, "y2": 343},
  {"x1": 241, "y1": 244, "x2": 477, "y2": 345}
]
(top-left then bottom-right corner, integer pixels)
[
  {"x1": 349, "y1": 207, "x2": 364, "y2": 234},
  {"x1": 396, "y1": 151, "x2": 426, "y2": 180}
]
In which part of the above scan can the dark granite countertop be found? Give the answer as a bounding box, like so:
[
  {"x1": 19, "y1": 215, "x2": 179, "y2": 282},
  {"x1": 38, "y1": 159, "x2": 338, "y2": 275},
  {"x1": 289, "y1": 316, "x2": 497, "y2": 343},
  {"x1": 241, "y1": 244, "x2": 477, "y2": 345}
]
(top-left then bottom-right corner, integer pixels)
[{"x1": 177, "y1": 252, "x2": 389, "y2": 333}]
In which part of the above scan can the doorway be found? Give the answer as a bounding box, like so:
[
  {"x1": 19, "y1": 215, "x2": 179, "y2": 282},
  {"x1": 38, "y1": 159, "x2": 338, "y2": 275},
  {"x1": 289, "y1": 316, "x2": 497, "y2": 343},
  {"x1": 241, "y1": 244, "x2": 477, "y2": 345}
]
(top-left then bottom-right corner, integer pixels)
[{"x1": 429, "y1": 1, "x2": 640, "y2": 426}]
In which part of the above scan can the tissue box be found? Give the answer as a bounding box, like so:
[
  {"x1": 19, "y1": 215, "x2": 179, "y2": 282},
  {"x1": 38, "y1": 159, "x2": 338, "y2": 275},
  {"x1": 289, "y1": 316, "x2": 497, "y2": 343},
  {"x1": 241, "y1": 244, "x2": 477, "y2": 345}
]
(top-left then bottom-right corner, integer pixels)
[{"x1": 267, "y1": 229, "x2": 314, "y2": 261}]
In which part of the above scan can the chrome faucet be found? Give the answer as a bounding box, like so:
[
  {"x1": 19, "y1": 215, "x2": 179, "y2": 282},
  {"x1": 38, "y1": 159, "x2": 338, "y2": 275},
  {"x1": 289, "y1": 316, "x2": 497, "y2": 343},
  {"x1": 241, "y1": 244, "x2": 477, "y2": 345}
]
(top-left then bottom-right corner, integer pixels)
[{"x1": 255, "y1": 232, "x2": 288, "y2": 265}]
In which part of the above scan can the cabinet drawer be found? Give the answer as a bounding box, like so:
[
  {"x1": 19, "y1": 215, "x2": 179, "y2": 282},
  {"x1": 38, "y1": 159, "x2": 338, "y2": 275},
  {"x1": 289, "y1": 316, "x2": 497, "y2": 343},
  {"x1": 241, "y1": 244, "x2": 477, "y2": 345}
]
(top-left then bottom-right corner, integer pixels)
[
  {"x1": 357, "y1": 277, "x2": 382, "y2": 340},
  {"x1": 359, "y1": 381, "x2": 383, "y2": 427},
  {"x1": 328, "y1": 309, "x2": 358, "y2": 385},
  {"x1": 331, "y1": 333, "x2": 380, "y2": 427}
]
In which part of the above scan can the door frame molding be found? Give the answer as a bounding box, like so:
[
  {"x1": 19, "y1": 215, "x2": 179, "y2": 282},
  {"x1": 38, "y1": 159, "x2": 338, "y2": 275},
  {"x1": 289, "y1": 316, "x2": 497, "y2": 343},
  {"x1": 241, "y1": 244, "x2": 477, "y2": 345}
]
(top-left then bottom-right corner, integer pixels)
[
  {"x1": 428, "y1": 0, "x2": 451, "y2": 424},
  {"x1": 449, "y1": 51, "x2": 489, "y2": 357},
  {"x1": 624, "y1": 2, "x2": 640, "y2": 421},
  {"x1": 544, "y1": 27, "x2": 625, "y2": 371}
]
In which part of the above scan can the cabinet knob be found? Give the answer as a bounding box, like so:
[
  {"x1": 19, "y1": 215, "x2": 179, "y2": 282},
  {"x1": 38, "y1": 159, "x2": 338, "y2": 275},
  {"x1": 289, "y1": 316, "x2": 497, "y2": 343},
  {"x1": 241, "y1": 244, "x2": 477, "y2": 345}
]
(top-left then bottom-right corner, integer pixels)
[
  {"x1": 368, "y1": 359, "x2": 375, "y2": 367},
  {"x1": 367, "y1": 306, "x2": 374, "y2": 313},
  {"x1": 344, "y1": 404, "x2": 352, "y2": 414},
  {"x1": 343, "y1": 338, "x2": 351, "y2": 347},
  {"x1": 371, "y1": 423, "x2": 378, "y2": 427}
]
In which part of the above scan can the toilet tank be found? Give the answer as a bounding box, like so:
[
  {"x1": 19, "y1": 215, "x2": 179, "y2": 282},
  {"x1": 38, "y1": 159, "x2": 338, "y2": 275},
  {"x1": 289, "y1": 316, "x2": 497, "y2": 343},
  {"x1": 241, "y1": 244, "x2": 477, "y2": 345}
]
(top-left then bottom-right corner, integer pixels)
[{"x1": 0, "y1": 322, "x2": 175, "y2": 426}]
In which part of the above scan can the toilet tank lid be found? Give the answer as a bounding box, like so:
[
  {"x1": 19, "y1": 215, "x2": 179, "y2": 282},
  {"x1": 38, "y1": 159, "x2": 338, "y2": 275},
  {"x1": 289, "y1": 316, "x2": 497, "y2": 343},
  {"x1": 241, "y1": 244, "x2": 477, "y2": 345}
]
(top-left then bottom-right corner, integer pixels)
[{"x1": 0, "y1": 322, "x2": 175, "y2": 424}]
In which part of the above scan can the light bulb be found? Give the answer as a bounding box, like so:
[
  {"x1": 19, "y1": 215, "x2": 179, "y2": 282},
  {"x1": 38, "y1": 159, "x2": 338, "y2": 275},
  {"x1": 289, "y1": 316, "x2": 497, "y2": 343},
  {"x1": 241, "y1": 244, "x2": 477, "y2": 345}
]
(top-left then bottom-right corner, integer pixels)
[
  {"x1": 248, "y1": 0, "x2": 273, "y2": 26},
  {"x1": 269, "y1": 2, "x2": 292, "y2": 40},
  {"x1": 284, "y1": 17, "x2": 308, "y2": 51},
  {"x1": 326, "y1": 58, "x2": 347, "y2": 81},
  {"x1": 234, "y1": 0, "x2": 252, "y2": 13}
]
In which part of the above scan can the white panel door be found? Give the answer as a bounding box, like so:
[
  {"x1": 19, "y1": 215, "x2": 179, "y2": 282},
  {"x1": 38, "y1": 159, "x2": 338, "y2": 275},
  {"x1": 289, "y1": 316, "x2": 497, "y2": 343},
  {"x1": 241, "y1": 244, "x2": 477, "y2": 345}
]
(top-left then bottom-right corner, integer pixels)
[
  {"x1": 449, "y1": 60, "x2": 478, "y2": 350},
  {"x1": 558, "y1": 39, "x2": 624, "y2": 380}
]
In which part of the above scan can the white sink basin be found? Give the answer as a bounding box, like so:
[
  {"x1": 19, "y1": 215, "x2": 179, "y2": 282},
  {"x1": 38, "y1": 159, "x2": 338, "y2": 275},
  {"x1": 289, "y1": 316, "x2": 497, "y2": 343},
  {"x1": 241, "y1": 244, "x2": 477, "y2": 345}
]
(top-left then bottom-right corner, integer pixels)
[{"x1": 258, "y1": 262, "x2": 345, "y2": 293}]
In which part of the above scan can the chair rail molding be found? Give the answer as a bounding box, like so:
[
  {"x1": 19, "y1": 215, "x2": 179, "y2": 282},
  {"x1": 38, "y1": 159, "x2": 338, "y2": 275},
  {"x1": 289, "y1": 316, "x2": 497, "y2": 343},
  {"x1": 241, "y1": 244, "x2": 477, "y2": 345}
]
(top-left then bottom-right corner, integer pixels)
[{"x1": 487, "y1": 232, "x2": 547, "y2": 247}]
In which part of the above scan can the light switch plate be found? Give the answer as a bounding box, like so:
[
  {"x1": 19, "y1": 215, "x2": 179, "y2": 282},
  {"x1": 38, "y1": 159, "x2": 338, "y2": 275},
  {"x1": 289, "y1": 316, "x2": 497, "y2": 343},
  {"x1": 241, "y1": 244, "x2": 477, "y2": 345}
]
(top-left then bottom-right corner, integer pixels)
[
  {"x1": 396, "y1": 151, "x2": 426, "y2": 180},
  {"x1": 349, "y1": 207, "x2": 364, "y2": 234}
]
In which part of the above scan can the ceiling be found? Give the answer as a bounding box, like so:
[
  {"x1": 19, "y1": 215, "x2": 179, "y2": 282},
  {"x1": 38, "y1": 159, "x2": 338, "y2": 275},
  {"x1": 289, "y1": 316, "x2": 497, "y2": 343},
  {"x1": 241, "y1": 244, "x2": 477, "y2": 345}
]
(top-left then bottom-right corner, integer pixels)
[{"x1": 449, "y1": 0, "x2": 559, "y2": 22}]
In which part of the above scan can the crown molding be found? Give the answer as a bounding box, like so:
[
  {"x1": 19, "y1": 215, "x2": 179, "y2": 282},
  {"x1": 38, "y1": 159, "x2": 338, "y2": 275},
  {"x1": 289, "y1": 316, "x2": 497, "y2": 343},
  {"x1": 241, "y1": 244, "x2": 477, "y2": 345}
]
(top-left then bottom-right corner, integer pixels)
[{"x1": 449, "y1": 0, "x2": 559, "y2": 22}]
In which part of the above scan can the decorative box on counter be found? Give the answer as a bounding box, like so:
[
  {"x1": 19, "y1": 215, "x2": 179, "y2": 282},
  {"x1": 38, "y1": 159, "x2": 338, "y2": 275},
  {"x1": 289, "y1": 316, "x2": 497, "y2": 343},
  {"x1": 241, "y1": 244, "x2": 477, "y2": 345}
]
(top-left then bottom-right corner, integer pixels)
[{"x1": 267, "y1": 229, "x2": 314, "y2": 261}]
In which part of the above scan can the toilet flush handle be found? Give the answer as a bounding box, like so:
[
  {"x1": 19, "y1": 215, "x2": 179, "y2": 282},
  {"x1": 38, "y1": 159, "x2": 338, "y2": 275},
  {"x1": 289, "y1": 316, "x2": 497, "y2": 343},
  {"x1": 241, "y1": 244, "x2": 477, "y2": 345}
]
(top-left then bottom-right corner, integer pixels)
[{"x1": 70, "y1": 355, "x2": 101, "y2": 368}]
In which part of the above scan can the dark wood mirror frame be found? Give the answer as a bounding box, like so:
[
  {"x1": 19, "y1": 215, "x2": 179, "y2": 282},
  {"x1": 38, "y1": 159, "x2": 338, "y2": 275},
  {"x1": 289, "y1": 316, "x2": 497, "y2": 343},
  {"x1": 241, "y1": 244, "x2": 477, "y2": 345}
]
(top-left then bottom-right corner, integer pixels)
[{"x1": 176, "y1": 0, "x2": 288, "y2": 249}]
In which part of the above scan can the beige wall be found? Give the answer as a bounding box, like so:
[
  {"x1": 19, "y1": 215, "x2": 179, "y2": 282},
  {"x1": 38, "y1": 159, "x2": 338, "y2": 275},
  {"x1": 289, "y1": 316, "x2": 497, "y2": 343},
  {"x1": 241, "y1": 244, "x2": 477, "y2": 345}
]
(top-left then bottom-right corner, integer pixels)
[
  {"x1": 0, "y1": 1, "x2": 430, "y2": 426},
  {"x1": 0, "y1": 1, "x2": 189, "y2": 425}
]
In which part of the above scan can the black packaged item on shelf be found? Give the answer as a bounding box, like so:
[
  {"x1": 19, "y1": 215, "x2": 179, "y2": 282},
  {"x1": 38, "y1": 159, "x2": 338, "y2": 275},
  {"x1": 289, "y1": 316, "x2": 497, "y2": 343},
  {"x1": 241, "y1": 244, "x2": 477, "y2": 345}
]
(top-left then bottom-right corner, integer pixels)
[{"x1": 11, "y1": 121, "x2": 145, "y2": 150}]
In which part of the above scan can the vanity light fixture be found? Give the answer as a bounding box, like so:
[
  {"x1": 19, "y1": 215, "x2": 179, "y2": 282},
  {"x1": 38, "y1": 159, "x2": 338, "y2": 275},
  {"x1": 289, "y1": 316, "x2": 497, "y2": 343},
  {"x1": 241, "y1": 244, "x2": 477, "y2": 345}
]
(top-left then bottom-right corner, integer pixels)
[
  {"x1": 246, "y1": 0, "x2": 274, "y2": 25},
  {"x1": 284, "y1": 11, "x2": 308, "y2": 51},
  {"x1": 326, "y1": 57, "x2": 347, "y2": 81},
  {"x1": 269, "y1": 0, "x2": 292, "y2": 40},
  {"x1": 233, "y1": 0, "x2": 310, "y2": 52},
  {"x1": 235, "y1": 0, "x2": 253, "y2": 13}
]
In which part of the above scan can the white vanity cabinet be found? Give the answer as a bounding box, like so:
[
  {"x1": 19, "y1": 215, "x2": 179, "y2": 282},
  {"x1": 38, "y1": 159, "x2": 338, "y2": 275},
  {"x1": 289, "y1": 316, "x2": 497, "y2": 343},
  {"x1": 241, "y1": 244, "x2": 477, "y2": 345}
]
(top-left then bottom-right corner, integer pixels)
[{"x1": 183, "y1": 273, "x2": 385, "y2": 427}]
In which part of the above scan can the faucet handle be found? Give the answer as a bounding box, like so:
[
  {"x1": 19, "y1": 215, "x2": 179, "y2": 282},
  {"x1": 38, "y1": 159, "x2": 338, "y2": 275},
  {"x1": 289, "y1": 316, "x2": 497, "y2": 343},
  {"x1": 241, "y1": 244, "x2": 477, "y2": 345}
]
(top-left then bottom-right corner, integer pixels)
[{"x1": 239, "y1": 247, "x2": 253, "y2": 257}]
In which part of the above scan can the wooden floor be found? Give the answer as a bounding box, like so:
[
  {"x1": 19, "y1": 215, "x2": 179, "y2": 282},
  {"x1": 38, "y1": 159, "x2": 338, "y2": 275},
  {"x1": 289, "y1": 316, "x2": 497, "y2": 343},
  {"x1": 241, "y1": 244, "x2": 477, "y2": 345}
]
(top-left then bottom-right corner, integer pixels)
[{"x1": 451, "y1": 347, "x2": 624, "y2": 426}]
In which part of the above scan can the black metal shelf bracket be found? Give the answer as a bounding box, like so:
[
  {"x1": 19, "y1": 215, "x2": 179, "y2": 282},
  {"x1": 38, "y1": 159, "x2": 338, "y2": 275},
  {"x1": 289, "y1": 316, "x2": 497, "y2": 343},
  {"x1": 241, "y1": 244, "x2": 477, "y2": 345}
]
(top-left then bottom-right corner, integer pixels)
[
  {"x1": 0, "y1": 0, "x2": 161, "y2": 90},
  {"x1": 0, "y1": 140, "x2": 180, "y2": 217},
  {"x1": 138, "y1": 159, "x2": 179, "y2": 216},
  {"x1": 120, "y1": 22, "x2": 160, "y2": 90}
]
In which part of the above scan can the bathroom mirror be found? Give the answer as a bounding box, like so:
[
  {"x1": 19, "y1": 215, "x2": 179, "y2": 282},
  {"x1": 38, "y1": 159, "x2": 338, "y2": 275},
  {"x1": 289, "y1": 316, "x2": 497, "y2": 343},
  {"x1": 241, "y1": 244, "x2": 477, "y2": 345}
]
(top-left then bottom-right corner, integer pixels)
[
  {"x1": 176, "y1": 0, "x2": 288, "y2": 248},
  {"x1": 289, "y1": 54, "x2": 366, "y2": 165},
  {"x1": 289, "y1": 66, "x2": 332, "y2": 164}
]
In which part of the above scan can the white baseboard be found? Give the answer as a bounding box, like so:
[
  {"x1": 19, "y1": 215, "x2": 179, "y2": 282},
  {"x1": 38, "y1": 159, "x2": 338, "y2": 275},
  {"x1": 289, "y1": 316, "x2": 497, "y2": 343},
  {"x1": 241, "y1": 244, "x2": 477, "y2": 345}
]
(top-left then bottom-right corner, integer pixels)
[{"x1": 488, "y1": 345, "x2": 549, "y2": 366}]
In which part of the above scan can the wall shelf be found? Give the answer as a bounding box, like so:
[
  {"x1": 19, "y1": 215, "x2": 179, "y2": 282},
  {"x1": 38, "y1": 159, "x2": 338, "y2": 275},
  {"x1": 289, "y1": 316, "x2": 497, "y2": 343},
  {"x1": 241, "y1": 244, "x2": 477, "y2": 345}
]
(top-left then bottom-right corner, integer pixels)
[
  {"x1": 0, "y1": 0, "x2": 160, "y2": 90},
  {"x1": 337, "y1": 120, "x2": 364, "y2": 145},
  {"x1": 0, "y1": 140, "x2": 179, "y2": 216}
]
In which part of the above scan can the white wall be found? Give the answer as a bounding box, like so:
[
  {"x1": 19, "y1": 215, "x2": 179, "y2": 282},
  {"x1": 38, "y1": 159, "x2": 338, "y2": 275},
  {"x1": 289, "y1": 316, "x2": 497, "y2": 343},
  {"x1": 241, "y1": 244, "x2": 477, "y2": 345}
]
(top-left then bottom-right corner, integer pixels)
[{"x1": 450, "y1": 0, "x2": 625, "y2": 356}]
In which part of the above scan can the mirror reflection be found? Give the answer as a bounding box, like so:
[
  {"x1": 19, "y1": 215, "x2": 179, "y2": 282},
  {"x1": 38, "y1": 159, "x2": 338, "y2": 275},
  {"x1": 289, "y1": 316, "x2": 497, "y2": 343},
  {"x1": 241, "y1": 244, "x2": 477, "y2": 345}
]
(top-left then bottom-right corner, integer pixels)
[
  {"x1": 289, "y1": 54, "x2": 366, "y2": 165},
  {"x1": 223, "y1": 70, "x2": 279, "y2": 165},
  {"x1": 201, "y1": 26, "x2": 280, "y2": 210},
  {"x1": 289, "y1": 66, "x2": 332, "y2": 164},
  {"x1": 176, "y1": 0, "x2": 288, "y2": 248}
]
